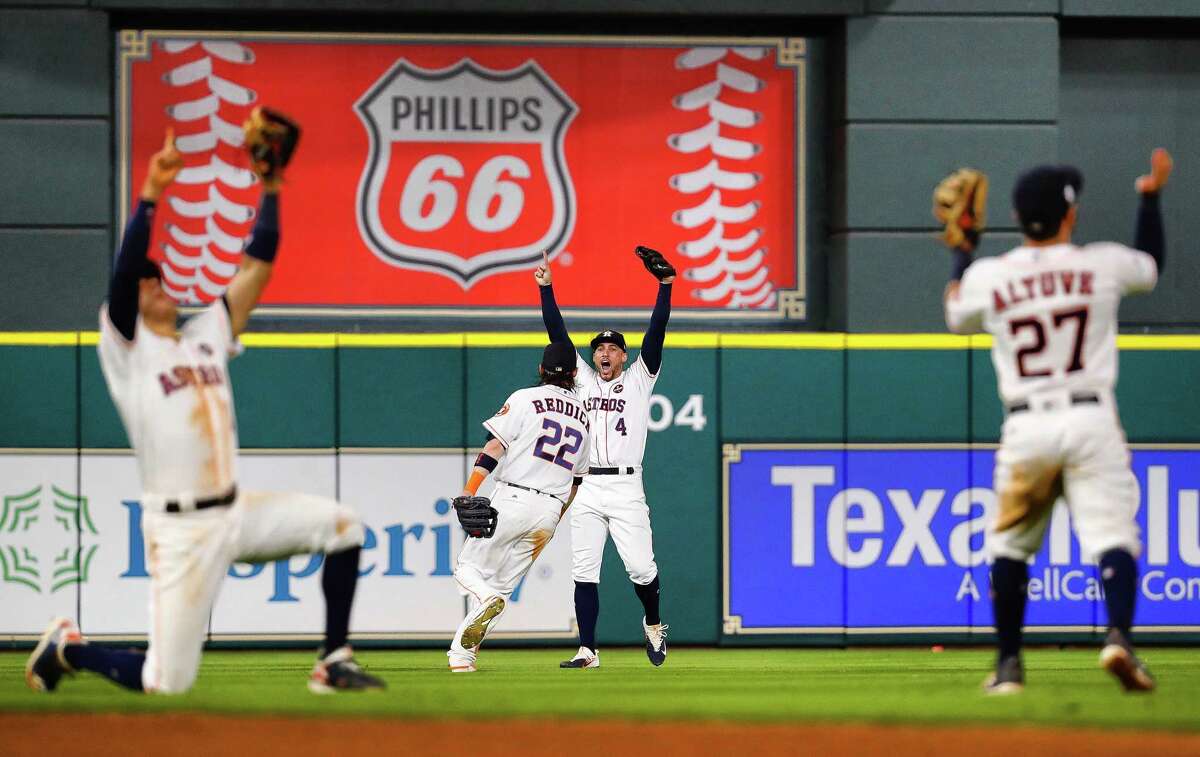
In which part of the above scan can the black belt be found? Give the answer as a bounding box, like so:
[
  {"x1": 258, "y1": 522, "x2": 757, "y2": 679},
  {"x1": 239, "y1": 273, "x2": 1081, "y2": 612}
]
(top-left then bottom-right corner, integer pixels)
[
  {"x1": 589, "y1": 467, "x2": 636, "y2": 475},
  {"x1": 1007, "y1": 392, "x2": 1100, "y2": 415},
  {"x1": 164, "y1": 486, "x2": 238, "y2": 514},
  {"x1": 498, "y1": 480, "x2": 565, "y2": 504}
]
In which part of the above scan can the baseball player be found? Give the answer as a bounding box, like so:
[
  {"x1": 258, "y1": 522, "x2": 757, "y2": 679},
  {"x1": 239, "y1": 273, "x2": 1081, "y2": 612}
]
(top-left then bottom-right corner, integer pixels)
[
  {"x1": 535, "y1": 246, "x2": 675, "y2": 669},
  {"x1": 942, "y1": 149, "x2": 1173, "y2": 693},
  {"x1": 26, "y1": 118, "x2": 384, "y2": 696},
  {"x1": 447, "y1": 341, "x2": 593, "y2": 672}
]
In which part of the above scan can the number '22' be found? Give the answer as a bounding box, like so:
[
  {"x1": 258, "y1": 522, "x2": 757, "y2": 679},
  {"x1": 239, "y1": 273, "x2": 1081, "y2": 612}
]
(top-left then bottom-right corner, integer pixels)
[{"x1": 533, "y1": 418, "x2": 583, "y2": 470}]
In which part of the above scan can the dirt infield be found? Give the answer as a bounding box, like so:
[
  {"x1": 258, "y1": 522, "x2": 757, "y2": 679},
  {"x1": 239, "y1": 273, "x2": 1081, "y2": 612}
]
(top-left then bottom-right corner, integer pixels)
[{"x1": 2, "y1": 713, "x2": 1198, "y2": 757}]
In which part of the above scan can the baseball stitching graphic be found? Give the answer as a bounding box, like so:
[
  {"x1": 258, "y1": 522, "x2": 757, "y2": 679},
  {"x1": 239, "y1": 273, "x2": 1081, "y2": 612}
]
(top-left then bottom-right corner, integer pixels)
[
  {"x1": 668, "y1": 47, "x2": 775, "y2": 310},
  {"x1": 156, "y1": 40, "x2": 259, "y2": 304}
]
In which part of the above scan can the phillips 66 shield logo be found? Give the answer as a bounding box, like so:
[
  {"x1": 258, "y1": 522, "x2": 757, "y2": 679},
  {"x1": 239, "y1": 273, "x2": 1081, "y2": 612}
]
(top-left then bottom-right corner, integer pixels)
[{"x1": 355, "y1": 59, "x2": 577, "y2": 288}]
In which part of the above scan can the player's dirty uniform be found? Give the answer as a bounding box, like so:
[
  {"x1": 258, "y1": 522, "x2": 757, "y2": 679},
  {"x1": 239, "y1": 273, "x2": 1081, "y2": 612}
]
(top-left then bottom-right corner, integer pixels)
[
  {"x1": 946, "y1": 241, "x2": 1156, "y2": 563},
  {"x1": 942, "y1": 157, "x2": 1170, "y2": 694},
  {"x1": 448, "y1": 379, "x2": 593, "y2": 671},
  {"x1": 98, "y1": 294, "x2": 363, "y2": 693}
]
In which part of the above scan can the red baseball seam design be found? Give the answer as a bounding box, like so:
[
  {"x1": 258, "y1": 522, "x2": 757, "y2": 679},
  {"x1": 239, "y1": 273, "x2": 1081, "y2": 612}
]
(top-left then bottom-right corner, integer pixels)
[
  {"x1": 668, "y1": 47, "x2": 776, "y2": 310},
  {"x1": 156, "y1": 40, "x2": 259, "y2": 304}
]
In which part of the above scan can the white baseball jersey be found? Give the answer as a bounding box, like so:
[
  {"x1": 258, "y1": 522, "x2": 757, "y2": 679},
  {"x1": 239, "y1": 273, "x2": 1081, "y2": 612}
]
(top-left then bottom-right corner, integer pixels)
[
  {"x1": 945, "y1": 242, "x2": 1157, "y2": 404},
  {"x1": 574, "y1": 354, "x2": 658, "y2": 467},
  {"x1": 483, "y1": 384, "x2": 593, "y2": 498},
  {"x1": 98, "y1": 302, "x2": 240, "y2": 502}
]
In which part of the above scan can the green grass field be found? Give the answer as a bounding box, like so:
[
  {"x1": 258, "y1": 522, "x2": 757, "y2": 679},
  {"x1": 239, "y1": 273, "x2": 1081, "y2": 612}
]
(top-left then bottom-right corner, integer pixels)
[{"x1": 1, "y1": 648, "x2": 1197, "y2": 731}]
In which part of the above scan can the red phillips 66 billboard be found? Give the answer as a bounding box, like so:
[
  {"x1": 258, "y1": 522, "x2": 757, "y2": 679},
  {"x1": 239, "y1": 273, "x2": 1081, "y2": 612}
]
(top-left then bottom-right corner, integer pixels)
[{"x1": 118, "y1": 32, "x2": 807, "y2": 320}]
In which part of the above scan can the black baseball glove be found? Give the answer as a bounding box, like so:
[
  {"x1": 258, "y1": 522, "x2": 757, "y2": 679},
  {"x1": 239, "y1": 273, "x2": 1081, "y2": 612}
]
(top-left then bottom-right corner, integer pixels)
[
  {"x1": 635, "y1": 245, "x2": 677, "y2": 281},
  {"x1": 243, "y1": 106, "x2": 301, "y2": 186},
  {"x1": 452, "y1": 495, "x2": 498, "y2": 539}
]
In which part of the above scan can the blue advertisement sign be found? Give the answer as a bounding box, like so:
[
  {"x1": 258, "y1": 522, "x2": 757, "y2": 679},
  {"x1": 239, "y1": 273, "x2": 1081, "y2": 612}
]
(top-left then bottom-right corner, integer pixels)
[{"x1": 723, "y1": 445, "x2": 1200, "y2": 634}]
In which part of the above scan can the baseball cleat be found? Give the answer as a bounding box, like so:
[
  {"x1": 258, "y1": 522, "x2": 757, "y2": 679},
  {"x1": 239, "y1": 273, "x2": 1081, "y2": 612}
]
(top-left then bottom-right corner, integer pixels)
[
  {"x1": 308, "y1": 646, "x2": 385, "y2": 694},
  {"x1": 1100, "y1": 629, "x2": 1156, "y2": 693},
  {"x1": 642, "y1": 617, "x2": 668, "y2": 667},
  {"x1": 460, "y1": 596, "x2": 506, "y2": 650},
  {"x1": 559, "y1": 647, "x2": 600, "y2": 669},
  {"x1": 25, "y1": 617, "x2": 83, "y2": 693},
  {"x1": 982, "y1": 654, "x2": 1024, "y2": 695}
]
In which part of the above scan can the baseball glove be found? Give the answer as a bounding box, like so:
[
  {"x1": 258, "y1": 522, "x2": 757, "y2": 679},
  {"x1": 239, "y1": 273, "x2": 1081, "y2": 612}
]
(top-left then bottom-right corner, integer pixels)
[
  {"x1": 635, "y1": 245, "x2": 677, "y2": 281},
  {"x1": 932, "y1": 168, "x2": 988, "y2": 252},
  {"x1": 243, "y1": 106, "x2": 301, "y2": 186},
  {"x1": 452, "y1": 495, "x2": 499, "y2": 539}
]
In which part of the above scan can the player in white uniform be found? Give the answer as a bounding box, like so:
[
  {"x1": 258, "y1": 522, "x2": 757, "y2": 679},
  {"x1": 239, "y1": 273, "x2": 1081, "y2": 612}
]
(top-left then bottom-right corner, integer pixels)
[
  {"x1": 535, "y1": 248, "x2": 674, "y2": 669},
  {"x1": 25, "y1": 129, "x2": 384, "y2": 695},
  {"x1": 447, "y1": 341, "x2": 593, "y2": 672},
  {"x1": 944, "y1": 149, "x2": 1173, "y2": 694}
]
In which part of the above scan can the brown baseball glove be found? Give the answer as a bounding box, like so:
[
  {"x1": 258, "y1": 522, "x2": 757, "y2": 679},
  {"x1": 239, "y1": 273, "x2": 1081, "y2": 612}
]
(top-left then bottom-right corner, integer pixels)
[{"x1": 932, "y1": 168, "x2": 988, "y2": 252}]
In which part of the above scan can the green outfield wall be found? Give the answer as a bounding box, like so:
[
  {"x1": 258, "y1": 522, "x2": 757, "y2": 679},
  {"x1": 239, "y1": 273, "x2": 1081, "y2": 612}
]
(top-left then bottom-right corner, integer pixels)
[{"x1": 3, "y1": 332, "x2": 1197, "y2": 645}]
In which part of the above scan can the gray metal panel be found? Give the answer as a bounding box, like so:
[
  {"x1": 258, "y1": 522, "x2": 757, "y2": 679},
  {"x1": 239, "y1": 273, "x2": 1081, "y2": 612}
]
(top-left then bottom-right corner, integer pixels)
[
  {"x1": 92, "y1": 0, "x2": 865, "y2": 14},
  {"x1": 0, "y1": 0, "x2": 88, "y2": 6},
  {"x1": 868, "y1": 0, "x2": 1056, "y2": 12},
  {"x1": 846, "y1": 16, "x2": 1058, "y2": 121},
  {"x1": 0, "y1": 229, "x2": 110, "y2": 330},
  {"x1": 1062, "y1": 0, "x2": 1200, "y2": 16},
  {"x1": 831, "y1": 231, "x2": 1023, "y2": 332},
  {"x1": 842, "y1": 123, "x2": 1057, "y2": 229},
  {"x1": 0, "y1": 121, "x2": 111, "y2": 225},
  {"x1": 0, "y1": 9, "x2": 108, "y2": 116},
  {"x1": 1060, "y1": 37, "x2": 1200, "y2": 327}
]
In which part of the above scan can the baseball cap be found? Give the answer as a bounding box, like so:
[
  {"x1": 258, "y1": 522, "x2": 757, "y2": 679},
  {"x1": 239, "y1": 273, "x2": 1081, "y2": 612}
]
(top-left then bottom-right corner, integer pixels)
[
  {"x1": 1012, "y1": 164, "x2": 1084, "y2": 241},
  {"x1": 590, "y1": 329, "x2": 627, "y2": 352},
  {"x1": 541, "y1": 341, "x2": 577, "y2": 376}
]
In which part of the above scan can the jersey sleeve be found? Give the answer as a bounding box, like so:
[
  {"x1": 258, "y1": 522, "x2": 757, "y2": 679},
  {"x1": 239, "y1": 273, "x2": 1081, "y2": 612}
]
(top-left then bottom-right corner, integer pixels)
[
  {"x1": 1102, "y1": 242, "x2": 1158, "y2": 295},
  {"x1": 944, "y1": 259, "x2": 992, "y2": 334},
  {"x1": 97, "y1": 304, "x2": 134, "y2": 389},
  {"x1": 627, "y1": 354, "x2": 660, "y2": 392},
  {"x1": 181, "y1": 300, "x2": 239, "y2": 359},
  {"x1": 481, "y1": 391, "x2": 525, "y2": 449}
]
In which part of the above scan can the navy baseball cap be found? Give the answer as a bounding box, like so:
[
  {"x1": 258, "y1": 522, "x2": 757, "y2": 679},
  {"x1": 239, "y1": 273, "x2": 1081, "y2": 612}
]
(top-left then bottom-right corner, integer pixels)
[
  {"x1": 590, "y1": 329, "x2": 627, "y2": 352},
  {"x1": 541, "y1": 341, "x2": 577, "y2": 376},
  {"x1": 1013, "y1": 164, "x2": 1084, "y2": 241}
]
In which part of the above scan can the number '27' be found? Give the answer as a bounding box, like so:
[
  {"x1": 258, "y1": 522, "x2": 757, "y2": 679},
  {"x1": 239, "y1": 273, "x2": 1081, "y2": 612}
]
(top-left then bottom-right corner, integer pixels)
[
  {"x1": 1009, "y1": 306, "x2": 1089, "y2": 378},
  {"x1": 532, "y1": 418, "x2": 583, "y2": 471}
]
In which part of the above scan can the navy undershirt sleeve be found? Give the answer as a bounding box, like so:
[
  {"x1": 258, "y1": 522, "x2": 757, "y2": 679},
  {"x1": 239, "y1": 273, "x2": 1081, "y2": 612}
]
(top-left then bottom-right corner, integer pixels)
[
  {"x1": 1134, "y1": 192, "x2": 1165, "y2": 272},
  {"x1": 244, "y1": 192, "x2": 280, "y2": 263},
  {"x1": 540, "y1": 284, "x2": 570, "y2": 343},
  {"x1": 640, "y1": 283, "x2": 672, "y2": 375},
  {"x1": 107, "y1": 200, "x2": 156, "y2": 341}
]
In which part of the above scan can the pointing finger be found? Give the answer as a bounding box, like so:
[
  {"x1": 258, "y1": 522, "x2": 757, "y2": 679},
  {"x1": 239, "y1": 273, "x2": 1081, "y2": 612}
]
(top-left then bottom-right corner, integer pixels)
[
  {"x1": 543, "y1": 249, "x2": 550, "y2": 268},
  {"x1": 163, "y1": 127, "x2": 175, "y2": 151}
]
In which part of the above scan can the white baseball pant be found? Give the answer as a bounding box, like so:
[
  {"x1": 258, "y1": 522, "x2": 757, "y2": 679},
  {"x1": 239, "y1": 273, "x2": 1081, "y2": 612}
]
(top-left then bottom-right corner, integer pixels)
[
  {"x1": 987, "y1": 391, "x2": 1141, "y2": 563},
  {"x1": 570, "y1": 474, "x2": 658, "y2": 585},
  {"x1": 449, "y1": 484, "x2": 562, "y2": 666},
  {"x1": 139, "y1": 490, "x2": 364, "y2": 694}
]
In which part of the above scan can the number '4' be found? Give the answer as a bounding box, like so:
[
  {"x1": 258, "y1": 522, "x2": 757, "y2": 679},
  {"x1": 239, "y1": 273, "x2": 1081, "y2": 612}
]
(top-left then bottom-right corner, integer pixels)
[{"x1": 615, "y1": 418, "x2": 628, "y2": 436}]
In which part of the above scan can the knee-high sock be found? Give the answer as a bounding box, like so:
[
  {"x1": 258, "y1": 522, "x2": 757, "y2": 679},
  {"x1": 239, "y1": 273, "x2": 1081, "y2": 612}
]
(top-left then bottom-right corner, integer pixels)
[
  {"x1": 322, "y1": 546, "x2": 360, "y2": 653},
  {"x1": 574, "y1": 581, "x2": 599, "y2": 651},
  {"x1": 990, "y1": 558, "x2": 1028, "y2": 660},
  {"x1": 633, "y1": 574, "x2": 662, "y2": 626},
  {"x1": 1100, "y1": 548, "x2": 1137, "y2": 639},
  {"x1": 63, "y1": 645, "x2": 145, "y2": 692}
]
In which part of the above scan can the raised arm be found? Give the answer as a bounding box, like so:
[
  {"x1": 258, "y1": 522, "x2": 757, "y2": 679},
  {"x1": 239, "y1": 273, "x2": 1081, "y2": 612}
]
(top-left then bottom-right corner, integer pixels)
[
  {"x1": 633, "y1": 246, "x2": 676, "y2": 375},
  {"x1": 223, "y1": 189, "x2": 279, "y2": 336},
  {"x1": 1134, "y1": 148, "x2": 1172, "y2": 271},
  {"x1": 535, "y1": 250, "x2": 570, "y2": 343},
  {"x1": 640, "y1": 282, "x2": 673, "y2": 375},
  {"x1": 107, "y1": 131, "x2": 183, "y2": 340}
]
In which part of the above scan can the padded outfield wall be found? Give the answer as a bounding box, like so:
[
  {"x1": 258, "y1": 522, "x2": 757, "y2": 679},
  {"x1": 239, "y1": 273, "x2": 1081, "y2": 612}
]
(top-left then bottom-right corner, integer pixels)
[{"x1": 2, "y1": 332, "x2": 1198, "y2": 646}]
